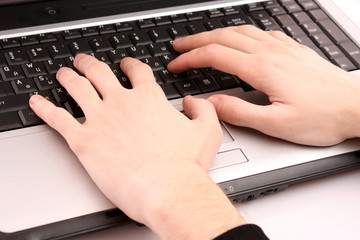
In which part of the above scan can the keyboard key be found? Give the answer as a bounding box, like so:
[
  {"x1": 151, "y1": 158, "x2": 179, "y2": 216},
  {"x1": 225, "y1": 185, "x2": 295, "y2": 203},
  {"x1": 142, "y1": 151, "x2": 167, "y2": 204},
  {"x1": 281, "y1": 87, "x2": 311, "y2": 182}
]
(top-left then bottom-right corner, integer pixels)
[
  {"x1": 109, "y1": 34, "x2": 133, "y2": 49},
  {"x1": 29, "y1": 90, "x2": 56, "y2": 103},
  {"x1": 332, "y1": 57, "x2": 356, "y2": 71},
  {"x1": 222, "y1": 15, "x2": 252, "y2": 27},
  {"x1": 159, "y1": 54, "x2": 177, "y2": 67},
  {"x1": 0, "y1": 94, "x2": 29, "y2": 113},
  {"x1": 203, "y1": 20, "x2": 224, "y2": 31},
  {"x1": 223, "y1": 6, "x2": 240, "y2": 15},
  {"x1": 195, "y1": 76, "x2": 221, "y2": 93},
  {"x1": 38, "y1": 33, "x2": 57, "y2": 43},
  {"x1": 186, "y1": 23, "x2": 207, "y2": 35},
  {"x1": 245, "y1": 3, "x2": 264, "y2": 12},
  {"x1": 154, "y1": 16, "x2": 172, "y2": 26},
  {"x1": 137, "y1": 19, "x2": 156, "y2": 28},
  {"x1": 52, "y1": 87, "x2": 70, "y2": 103},
  {"x1": 48, "y1": 43, "x2": 72, "y2": 59},
  {"x1": 117, "y1": 72, "x2": 132, "y2": 89},
  {"x1": 318, "y1": 20, "x2": 349, "y2": 44},
  {"x1": 291, "y1": 12, "x2": 313, "y2": 24},
  {"x1": 308, "y1": 9, "x2": 328, "y2": 22},
  {"x1": 68, "y1": 39, "x2": 93, "y2": 55},
  {"x1": 0, "y1": 65, "x2": 25, "y2": 81},
  {"x1": 339, "y1": 42, "x2": 360, "y2": 68},
  {"x1": 11, "y1": 78, "x2": 37, "y2": 94},
  {"x1": 183, "y1": 69, "x2": 203, "y2": 79},
  {"x1": 147, "y1": 42, "x2": 170, "y2": 57},
  {"x1": 18, "y1": 108, "x2": 43, "y2": 126},
  {"x1": 44, "y1": 58, "x2": 67, "y2": 74},
  {"x1": 64, "y1": 99, "x2": 84, "y2": 118},
  {"x1": 170, "y1": 14, "x2": 187, "y2": 23},
  {"x1": 258, "y1": 18, "x2": 282, "y2": 31},
  {"x1": 266, "y1": 6, "x2": 286, "y2": 16},
  {"x1": 321, "y1": 45, "x2": 344, "y2": 59},
  {"x1": 141, "y1": 57, "x2": 164, "y2": 71},
  {"x1": 160, "y1": 83, "x2": 181, "y2": 100},
  {"x1": 185, "y1": 12, "x2": 204, "y2": 21},
  {"x1": 114, "y1": 22, "x2": 134, "y2": 32},
  {"x1": 284, "y1": 24, "x2": 306, "y2": 38},
  {"x1": 0, "y1": 38, "x2": 21, "y2": 49},
  {"x1": 6, "y1": 50, "x2": 29, "y2": 65},
  {"x1": 0, "y1": 112, "x2": 23, "y2": 131},
  {"x1": 207, "y1": 9, "x2": 224, "y2": 18},
  {"x1": 274, "y1": 14, "x2": 297, "y2": 27},
  {"x1": 107, "y1": 49, "x2": 129, "y2": 63},
  {"x1": 80, "y1": 27, "x2": 99, "y2": 37},
  {"x1": 89, "y1": 37, "x2": 113, "y2": 52},
  {"x1": 158, "y1": 69, "x2": 183, "y2": 83},
  {"x1": 299, "y1": 1, "x2": 318, "y2": 11},
  {"x1": 214, "y1": 74, "x2": 240, "y2": 89},
  {"x1": 167, "y1": 27, "x2": 189, "y2": 40},
  {"x1": 22, "y1": 62, "x2": 47, "y2": 77},
  {"x1": 310, "y1": 33, "x2": 332, "y2": 47},
  {"x1": 34, "y1": 75, "x2": 59, "y2": 90},
  {"x1": 283, "y1": 3, "x2": 302, "y2": 13},
  {"x1": 174, "y1": 80, "x2": 201, "y2": 96},
  {"x1": 0, "y1": 54, "x2": 7, "y2": 67},
  {"x1": 91, "y1": 52, "x2": 111, "y2": 64},
  {"x1": 300, "y1": 22, "x2": 322, "y2": 35},
  {"x1": 27, "y1": 47, "x2": 51, "y2": 62},
  {"x1": 127, "y1": 45, "x2": 151, "y2": 59},
  {"x1": 19, "y1": 35, "x2": 39, "y2": 46},
  {"x1": 129, "y1": 32, "x2": 153, "y2": 46},
  {"x1": 98, "y1": 24, "x2": 116, "y2": 34},
  {"x1": 62, "y1": 29, "x2": 82, "y2": 40},
  {"x1": 148, "y1": 29, "x2": 172, "y2": 42}
]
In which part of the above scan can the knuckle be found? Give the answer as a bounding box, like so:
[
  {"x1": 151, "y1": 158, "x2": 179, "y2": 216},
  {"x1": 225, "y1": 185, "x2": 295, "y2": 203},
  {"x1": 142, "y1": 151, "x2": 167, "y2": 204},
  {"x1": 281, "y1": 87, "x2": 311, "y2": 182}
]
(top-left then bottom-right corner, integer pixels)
[
  {"x1": 84, "y1": 60, "x2": 109, "y2": 76},
  {"x1": 236, "y1": 24, "x2": 258, "y2": 34}
]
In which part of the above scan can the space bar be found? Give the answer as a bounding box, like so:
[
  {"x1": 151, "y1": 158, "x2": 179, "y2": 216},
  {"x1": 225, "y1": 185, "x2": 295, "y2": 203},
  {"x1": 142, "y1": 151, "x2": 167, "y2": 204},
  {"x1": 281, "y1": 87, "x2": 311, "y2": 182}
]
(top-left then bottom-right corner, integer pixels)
[{"x1": 0, "y1": 94, "x2": 30, "y2": 113}]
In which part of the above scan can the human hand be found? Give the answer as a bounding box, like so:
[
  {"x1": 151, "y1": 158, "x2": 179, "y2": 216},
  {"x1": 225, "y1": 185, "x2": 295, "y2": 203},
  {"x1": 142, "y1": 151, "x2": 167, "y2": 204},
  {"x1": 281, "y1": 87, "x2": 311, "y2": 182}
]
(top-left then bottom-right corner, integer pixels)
[
  {"x1": 168, "y1": 25, "x2": 360, "y2": 146},
  {"x1": 29, "y1": 55, "x2": 245, "y2": 239}
]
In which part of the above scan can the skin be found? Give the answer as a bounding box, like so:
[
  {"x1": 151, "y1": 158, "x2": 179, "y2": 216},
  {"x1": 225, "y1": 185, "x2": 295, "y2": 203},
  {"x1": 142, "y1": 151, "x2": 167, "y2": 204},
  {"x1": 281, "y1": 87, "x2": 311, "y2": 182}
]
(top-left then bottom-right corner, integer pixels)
[
  {"x1": 169, "y1": 25, "x2": 360, "y2": 146},
  {"x1": 29, "y1": 25, "x2": 360, "y2": 239}
]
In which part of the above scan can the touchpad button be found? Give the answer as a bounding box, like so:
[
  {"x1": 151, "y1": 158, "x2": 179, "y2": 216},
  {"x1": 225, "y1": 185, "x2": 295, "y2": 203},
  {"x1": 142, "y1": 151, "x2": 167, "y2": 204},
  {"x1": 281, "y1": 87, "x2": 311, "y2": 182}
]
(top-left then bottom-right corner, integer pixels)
[{"x1": 210, "y1": 148, "x2": 248, "y2": 170}]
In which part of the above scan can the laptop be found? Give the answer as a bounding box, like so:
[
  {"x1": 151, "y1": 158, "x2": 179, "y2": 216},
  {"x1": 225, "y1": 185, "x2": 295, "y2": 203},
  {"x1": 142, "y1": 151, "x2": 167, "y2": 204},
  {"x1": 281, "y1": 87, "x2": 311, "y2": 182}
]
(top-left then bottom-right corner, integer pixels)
[{"x1": 1, "y1": 0, "x2": 360, "y2": 239}]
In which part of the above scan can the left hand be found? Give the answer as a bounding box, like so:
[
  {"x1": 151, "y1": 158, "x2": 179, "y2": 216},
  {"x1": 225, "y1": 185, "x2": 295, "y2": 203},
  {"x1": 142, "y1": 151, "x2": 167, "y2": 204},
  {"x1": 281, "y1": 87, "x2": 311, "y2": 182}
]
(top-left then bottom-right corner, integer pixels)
[{"x1": 29, "y1": 55, "x2": 245, "y2": 240}]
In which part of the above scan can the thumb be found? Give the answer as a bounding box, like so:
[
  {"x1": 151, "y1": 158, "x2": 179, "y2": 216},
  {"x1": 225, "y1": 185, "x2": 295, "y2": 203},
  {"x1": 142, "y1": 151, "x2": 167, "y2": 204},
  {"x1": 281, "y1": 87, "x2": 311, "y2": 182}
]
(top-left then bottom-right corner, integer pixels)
[
  {"x1": 208, "y1": 94, "x2": 272, "y2": 131},
  {"x1": 182, "y1": 95, "x2": 223, "y2": 170},
  {"x1": 182, "y1": 95, "x2": 219, "y2": 126}
]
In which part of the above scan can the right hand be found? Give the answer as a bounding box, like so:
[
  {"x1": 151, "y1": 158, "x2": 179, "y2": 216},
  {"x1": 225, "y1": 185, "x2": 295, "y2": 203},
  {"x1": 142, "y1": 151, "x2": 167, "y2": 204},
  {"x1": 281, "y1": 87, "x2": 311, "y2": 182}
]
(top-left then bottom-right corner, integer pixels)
[{"x1": 168, "y1": 25, "x2": 360, "y2": 146}]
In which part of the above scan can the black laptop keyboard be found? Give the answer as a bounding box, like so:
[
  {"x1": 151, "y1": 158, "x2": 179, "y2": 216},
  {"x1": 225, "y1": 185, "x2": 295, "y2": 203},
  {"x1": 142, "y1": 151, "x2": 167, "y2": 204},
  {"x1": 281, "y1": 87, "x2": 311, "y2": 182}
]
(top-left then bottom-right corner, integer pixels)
[{"x1": 1, "y1": 0, "x2": 360, "y2": 132}]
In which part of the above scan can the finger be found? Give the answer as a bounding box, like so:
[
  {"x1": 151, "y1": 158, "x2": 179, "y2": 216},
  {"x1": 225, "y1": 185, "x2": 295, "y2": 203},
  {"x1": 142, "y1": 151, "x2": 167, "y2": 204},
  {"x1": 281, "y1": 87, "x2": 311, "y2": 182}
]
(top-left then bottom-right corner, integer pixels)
[
  {"x1": 266, "y1": 30, "x2": 300, "y2": 46},
  {"x1": 120, "y1": 58, "x2": 156, "y2": 88},
  {"x1": 231, "y1": 25, "x2": 282, "y2": 42},
  {"x1": 29, "y1": 94, "x2": 81, "y2": 139},
  {"x1": 168, "y1": 44, "x2": 257, "y2": 83},
  {"x1": 172, "y1": 27, "x2": 262, "y2": 54},
  {"x1": 183, "y1": 95, "x2": 219, "y2": 125},
  {"x1": 182, "y1": 95, "x2": 223, "y2": 170},
  {"x1": 56, "y1": 67, "x2": 102, "y2": 113},
  {"x1": 73, "y1": 54, "x2": 121, "y2": 97},
  {"x1": 208, "y1": 94, "x2": 273, "y2": 130}
]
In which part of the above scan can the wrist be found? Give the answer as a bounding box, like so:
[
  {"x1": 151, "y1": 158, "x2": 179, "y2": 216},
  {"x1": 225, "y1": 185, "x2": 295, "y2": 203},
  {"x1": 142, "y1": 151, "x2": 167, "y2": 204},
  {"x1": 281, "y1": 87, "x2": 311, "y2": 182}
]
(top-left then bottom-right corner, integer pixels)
[
  {"x1": 144, "y1": 163, "x2": 246, "y2": 240},
  {"x1": 339, "y1": 74, "x2": 360, "y2": 140}
]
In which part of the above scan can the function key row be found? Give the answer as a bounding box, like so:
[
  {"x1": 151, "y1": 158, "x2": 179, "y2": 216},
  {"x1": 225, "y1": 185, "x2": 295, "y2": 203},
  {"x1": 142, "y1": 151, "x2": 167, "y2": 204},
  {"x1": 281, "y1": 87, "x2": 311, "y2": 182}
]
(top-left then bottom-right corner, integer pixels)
[{"x1": 0, "y1": 5, "x2": 248, "y2": 49}]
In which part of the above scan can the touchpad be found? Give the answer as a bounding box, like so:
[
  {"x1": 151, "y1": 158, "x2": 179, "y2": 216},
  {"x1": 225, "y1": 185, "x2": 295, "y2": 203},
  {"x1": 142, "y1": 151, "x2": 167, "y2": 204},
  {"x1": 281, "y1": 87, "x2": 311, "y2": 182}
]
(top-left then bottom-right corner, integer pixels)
[{"x1": 210, "y1": 148, "x2": 248, "y2": 170}]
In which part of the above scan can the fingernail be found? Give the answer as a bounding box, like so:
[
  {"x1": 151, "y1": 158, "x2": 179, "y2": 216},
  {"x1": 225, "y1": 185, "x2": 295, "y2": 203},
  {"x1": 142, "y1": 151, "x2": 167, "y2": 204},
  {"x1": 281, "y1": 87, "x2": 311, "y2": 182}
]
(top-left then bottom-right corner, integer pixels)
[
  {"x1": 167, "y1": 60, "x2": 174, "y2": 69},
  {"x1": 29, "y1": 94, "x2": 42, "y2": 107}
]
